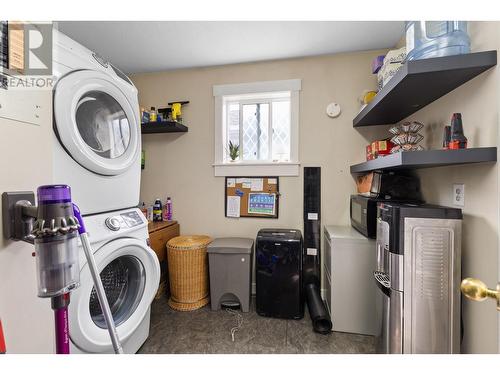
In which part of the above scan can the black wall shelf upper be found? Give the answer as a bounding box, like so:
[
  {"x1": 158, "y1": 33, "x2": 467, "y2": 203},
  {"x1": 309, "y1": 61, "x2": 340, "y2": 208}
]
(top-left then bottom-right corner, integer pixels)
[
  {"x1": 141, "y1": 121, "x2": 188, "y2": 134},
  {"x1": 350, "y1": 147, "x2": 497, "y2": 174},
  {"x1": 353, "y1": 51, "x2": 497, "y2": 127}
]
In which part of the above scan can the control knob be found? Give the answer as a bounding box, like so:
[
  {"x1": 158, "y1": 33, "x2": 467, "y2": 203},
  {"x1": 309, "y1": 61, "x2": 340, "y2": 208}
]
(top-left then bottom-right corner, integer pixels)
[{"x1": 105, "y1": 216, "x2": 121, "y2": 231}]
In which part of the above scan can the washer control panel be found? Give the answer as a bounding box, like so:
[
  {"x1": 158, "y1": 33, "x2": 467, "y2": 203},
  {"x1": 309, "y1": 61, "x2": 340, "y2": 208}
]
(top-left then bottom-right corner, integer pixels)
[
  {"x1": 105, "y1": 210, "x2": 144, "y2": 231},
  {"x1": 120, "y1": 210, "x2": 143, "y2": 228}
]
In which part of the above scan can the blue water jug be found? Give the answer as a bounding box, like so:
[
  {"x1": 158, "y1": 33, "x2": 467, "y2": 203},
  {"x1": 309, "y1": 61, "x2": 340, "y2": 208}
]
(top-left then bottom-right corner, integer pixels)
[{"x1": 406, "y1": 21, "x2": 470, "y2": 61}]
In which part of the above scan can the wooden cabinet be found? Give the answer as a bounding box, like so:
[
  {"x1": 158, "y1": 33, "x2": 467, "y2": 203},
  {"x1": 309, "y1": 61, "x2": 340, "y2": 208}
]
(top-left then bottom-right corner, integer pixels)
[
  {"x1": 148, "y1": 221, "x2": 180, "y2": 262},
  {"x1": 148, "y1": 221, "x2": 180, "y2": 299}
]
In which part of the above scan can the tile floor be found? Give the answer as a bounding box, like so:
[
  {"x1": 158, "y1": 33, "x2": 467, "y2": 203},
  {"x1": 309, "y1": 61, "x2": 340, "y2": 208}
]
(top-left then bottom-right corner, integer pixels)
[{"x1": 138, "y1": 297, "x2": 375, "y2": 354}]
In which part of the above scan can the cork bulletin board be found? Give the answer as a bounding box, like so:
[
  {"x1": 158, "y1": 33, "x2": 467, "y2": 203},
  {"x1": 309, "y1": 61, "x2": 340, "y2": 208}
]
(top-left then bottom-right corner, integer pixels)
[{"x1": 225, "y1": 177, "x2": 280, "y2": 219}]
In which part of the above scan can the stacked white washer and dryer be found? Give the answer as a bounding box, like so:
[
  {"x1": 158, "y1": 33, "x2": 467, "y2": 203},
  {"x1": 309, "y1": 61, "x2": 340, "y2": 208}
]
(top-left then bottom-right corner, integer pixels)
[{"x1": 52, "y1": 30, "x2": 160, "y2": 354}]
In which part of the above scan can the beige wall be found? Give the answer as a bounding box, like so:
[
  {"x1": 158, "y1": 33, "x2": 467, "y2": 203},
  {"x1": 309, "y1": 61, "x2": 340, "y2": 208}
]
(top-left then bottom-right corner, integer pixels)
[
  {"x1": 0, "y1": 92, "x2": 55, "y2": 353},
  {"x1": 0, "y1": 21, "x2": 496, "y2": 354},
  {"x1": 133, "y1": 50, "x2": 388, "y2": 236},
  {"x1": 132, "y1": 50, "x2": 389, "y2": 303},
  {"x1": 133, "y1": 21, "x2": 500, "y2": 354},
  {"x1": 405, "y1": 21, "x2": 499, "y2": 354}
]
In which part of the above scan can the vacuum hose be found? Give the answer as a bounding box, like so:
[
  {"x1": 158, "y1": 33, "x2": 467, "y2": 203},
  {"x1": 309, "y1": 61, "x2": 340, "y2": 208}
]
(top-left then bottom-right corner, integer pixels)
[{"x1": 305, "y1": 283, "x2": 332, "y2": 334}]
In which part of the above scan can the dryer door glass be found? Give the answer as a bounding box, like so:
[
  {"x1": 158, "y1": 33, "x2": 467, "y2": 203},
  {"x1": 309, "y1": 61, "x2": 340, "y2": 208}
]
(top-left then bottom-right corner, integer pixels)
[
  {"x1": 76, "y1": 91, "x2": 130, "y2": 159},
  {"x1": 53, "y1": 70, "x2": 139, "y2": 176},
  {"x1": 89, "y1": 255, "x2": 145, "y2": 329}
]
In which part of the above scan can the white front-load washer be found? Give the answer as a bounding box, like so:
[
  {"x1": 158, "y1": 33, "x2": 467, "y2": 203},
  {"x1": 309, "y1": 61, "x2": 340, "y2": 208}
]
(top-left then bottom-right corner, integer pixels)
[
  {"x1": 52, "y1": 30, "x2": 141, "y2": 215},
  {"x1": 69, "y1": 208, "x2": 160, "y2": 354}
]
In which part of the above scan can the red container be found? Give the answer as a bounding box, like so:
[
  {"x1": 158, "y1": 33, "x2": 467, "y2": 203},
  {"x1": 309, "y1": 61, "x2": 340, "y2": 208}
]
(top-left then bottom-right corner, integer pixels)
[
  {"x1": 366, "y1": 144, "x2": 374, "y2": 160},
  {"x1": 372, "y1": 139, "x2": 394, "y2": 157}
]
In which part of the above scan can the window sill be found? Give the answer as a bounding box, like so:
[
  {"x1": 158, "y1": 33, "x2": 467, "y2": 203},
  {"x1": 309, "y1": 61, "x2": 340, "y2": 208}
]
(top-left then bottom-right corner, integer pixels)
[{"x1": 213, "y1": 162, "x2": 300, "y2": 177}]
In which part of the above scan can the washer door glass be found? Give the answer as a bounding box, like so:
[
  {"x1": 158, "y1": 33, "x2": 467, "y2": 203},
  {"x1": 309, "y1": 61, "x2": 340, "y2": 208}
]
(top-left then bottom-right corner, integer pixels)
[
  {"x1": 76, "y1": 91, "x2": 131, "y2": 160},
  {"x1": 89, "y1": 255, "x2": 146, "y2": 329}
]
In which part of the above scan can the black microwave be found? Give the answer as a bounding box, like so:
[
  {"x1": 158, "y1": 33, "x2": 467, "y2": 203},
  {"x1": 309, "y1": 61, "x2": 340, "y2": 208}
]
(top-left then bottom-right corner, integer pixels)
[
  {"x1": 350, "y1": 195, "x2": 381, "y2": 238},
  {"x1": 350, "y1": 195, "x2": 423, "y2": 238}
]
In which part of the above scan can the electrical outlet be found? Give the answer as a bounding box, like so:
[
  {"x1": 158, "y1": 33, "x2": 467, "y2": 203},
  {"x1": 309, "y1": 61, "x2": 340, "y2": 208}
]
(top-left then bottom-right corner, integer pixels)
[{"x1": 453, "y1": 184, "x2": 465, "y2": 207}]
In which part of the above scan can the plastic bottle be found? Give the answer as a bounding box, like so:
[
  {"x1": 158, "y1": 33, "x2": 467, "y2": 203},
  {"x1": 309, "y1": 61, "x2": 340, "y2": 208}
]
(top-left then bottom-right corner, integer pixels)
[
  {"x1": 140, "y1": 107, "x2": 145, "y2": 123},
  {"x1": 140, "y1": 202, "x2": 147, "y2": 218},
  {"x1": 146, "y1": 205, "x2": 153, "y2": 222},
  {"x1": 162, "y1": 198, "x2": 168, "y2": 221},
  {"x1": 153, "y1": 199, "x2": 163, "y2": 222},
  {"x1": 449, "y1": 113, "x2": 467, "y2": 149},
  {"x1": 165, "y1": 197, "x2": 172, "y2": 221},
  {"x1": 141, "y1": 107, "x2": 150, "y2": 123},
  {"x1": 150, "y1": 107, "x2": 158, "y2": 122},
  {"x1": 406, "y1": 21, "x2": 470, "y2": 61}
]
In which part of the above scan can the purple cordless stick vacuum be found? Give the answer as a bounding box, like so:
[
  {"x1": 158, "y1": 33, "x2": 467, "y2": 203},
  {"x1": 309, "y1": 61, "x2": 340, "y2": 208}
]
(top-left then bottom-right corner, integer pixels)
[
  {"x1": 34, "y1": 185, "x2": 79, "y2": 354},
  {"x1": 32, "y1": 185, "x2": 122, "y2": 354}
]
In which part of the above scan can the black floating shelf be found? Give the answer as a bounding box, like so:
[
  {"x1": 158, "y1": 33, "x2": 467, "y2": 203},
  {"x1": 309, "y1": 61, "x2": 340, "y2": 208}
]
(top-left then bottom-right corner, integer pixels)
[
  {"x1": 350, "y1": 147, "x2": 497, "y2": 174},
  {"x1": 353, "y1": 51, "x2": 497, "y2": 127},
  {"x1": 141, "y1": 121, "x2": 188, "y2": 134}
]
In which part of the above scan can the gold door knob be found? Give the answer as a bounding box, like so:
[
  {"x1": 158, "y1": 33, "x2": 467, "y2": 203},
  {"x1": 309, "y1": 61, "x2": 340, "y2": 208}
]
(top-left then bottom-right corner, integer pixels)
[{"x1": 461, "y1": 278, "x2": 500, "y2": 311}]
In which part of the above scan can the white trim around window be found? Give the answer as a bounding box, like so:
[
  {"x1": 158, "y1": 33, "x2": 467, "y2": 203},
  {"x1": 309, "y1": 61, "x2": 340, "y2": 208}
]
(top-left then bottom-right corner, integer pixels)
[
  {"x1": 213, "y1": 79, "x2": 301, "y2": 177},
  {"x1": 213, "y1": 79, "x2": 302, "y2": 96}
]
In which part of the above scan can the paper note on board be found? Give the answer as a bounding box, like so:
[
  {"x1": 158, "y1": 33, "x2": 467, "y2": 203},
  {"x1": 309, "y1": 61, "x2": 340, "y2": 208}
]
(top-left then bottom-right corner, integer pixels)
[
  {"x1": 268, "y1": 178, "x2": 277, "y2": 185},
  {"x1": 227, "y1": 196, "x2": 241, "y2": 218},
  {"x1": 250, "y1": 178, "x2": 264, "y2": 191},
  {"x1": 227, "y1": 178, "x2": 236, "y2": 188},
  {"x1": 242, "y1": 181, "x2": 251, "y2": 189},
  {"x1": 236, "y1": 178, "x2": 246, "y2": 184}
]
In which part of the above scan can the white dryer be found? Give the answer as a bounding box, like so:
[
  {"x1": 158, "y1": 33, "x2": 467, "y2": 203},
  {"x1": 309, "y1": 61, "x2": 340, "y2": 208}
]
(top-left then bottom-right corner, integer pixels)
[
  {"x1": 52, "y1": 30, "x2": 141, "y2": 215},
  {"x1": 69, "y1": 208, "x2": 160, "y2": 354}
]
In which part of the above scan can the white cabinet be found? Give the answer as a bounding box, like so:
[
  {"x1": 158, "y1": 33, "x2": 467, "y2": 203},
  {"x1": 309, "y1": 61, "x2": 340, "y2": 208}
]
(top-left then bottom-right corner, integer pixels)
[
  {"x1": 0, "y1": 76, "x2": 47, "y2": 126},
  {"x1": 323, "y1": 225, "x2": 377, "y2": 335}
]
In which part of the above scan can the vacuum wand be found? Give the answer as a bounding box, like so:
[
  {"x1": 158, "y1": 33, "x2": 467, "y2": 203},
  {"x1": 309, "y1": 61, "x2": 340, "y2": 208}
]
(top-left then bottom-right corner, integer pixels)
[
  {"x1": 52, "y1": 293, "x2": 71, "y2": 354},
  {"x1": 73, "y1": 204, "x2": 124, "y2": 354}
]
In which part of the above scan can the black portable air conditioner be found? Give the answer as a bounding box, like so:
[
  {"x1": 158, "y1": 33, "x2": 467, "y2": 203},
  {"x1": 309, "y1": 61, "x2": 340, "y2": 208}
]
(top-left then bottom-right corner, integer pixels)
[{"x1": 255, "y1": 228, "x2": 304, "y2": 319}]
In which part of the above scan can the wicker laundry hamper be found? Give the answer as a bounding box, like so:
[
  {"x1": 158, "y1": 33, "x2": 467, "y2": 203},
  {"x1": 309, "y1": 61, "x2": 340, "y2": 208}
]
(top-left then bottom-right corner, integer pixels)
[{"x1": 166, "y1": 235, "x2": 212, "y2": 311}]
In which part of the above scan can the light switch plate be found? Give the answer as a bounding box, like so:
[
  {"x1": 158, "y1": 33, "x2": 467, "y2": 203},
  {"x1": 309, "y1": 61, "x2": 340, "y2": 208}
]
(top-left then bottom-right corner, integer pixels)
[{"x1": 453, "y1": 184, "x2": 465, "y2": 207}]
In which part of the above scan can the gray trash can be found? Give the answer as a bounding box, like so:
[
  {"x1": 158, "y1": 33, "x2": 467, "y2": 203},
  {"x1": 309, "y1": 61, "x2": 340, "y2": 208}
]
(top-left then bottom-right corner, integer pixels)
[{"x1": 207, "y1": 237, "x2": 254, "y2": 312}]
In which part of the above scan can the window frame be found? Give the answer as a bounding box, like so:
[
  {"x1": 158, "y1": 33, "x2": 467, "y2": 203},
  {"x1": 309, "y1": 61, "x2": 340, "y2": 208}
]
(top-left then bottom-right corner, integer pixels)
[{"x1": 213, "y1": 79, "x2": 301, "y2": 177}]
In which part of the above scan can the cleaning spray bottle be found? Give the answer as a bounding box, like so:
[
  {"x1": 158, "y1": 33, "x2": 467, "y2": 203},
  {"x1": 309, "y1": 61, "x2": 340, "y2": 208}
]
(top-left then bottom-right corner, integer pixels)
[{"x1": 163, "y1": 197, "x2": 172, "y2": 221}]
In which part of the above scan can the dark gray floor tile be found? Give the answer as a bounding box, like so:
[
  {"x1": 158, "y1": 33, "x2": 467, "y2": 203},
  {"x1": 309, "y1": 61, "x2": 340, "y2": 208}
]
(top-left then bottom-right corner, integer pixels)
[
  {"x1": 285, "y1": 310, "x2": 376, "y2": 354},
  {"x1": 138, "y1": 296, "x2": 375, "y2": 354}
]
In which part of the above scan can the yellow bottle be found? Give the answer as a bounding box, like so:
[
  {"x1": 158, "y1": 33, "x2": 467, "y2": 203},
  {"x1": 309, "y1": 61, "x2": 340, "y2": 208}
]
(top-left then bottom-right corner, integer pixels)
[
  {"x1": 149, "y1": 106, "x2": 157, "y2": 122},
  {"x1": 171, "y1": 103, "x2": 182, "y2": 122}
]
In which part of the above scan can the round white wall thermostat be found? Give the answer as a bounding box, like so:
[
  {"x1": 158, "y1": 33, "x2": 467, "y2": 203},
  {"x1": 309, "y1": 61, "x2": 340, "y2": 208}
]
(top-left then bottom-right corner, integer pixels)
[{"x1": 326, "y1": 102, "x2": 341, "y2": 118}]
